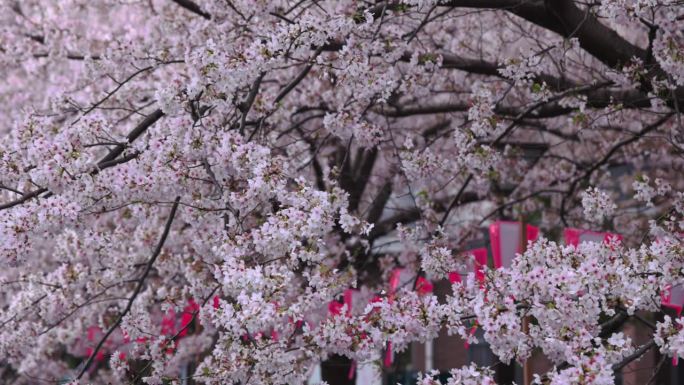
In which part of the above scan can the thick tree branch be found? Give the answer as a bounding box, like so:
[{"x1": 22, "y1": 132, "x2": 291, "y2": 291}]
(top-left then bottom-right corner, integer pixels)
[
  {"x1": 0, "y1": 188, "x2": 47, "y2": 211},
  {"x1": 439, "y1": 0, "x2": 684, "y2": 105},
  {"x1": 366, "y1": 180, "x2": 393, "y2": 225},
  {"x1": 98, "y1": 109, "x2": 164, "y2": 164},
  {"x1": 348, "y1": 148, "x2": 378, "y2": 212},
  {"x1": 275, "y1": 47, "x2": 324, "y2": 104},
  {"x1": 380, "y1": 84, "x2": 651, "y2": 119},
  {"x1": 612, "y1": 339, "x2": 656, "y2": 371},
  {"x1": 170, "y1": 0, "x2": 211, "y2": 19},
  {"x1": 239, "y1": 72, "x2": 265, "y2": 135},
  {"x1": 598, "y1": 311, "x2": 629, "y2": 339},
  {"x1": 440, "y1": 0, "x2": 646, "y2": 69}
]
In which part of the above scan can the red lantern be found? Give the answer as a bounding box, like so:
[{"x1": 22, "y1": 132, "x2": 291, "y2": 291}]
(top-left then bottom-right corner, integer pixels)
[
  {"x1": 661, "y1": 284, "x2": 684, "y2": 316},
  {"x1": 384, "y1": 268, "x2": 433, "y2": 367},
  {"x1": 448, "y1": 247, "x2": 488, "y2": 284},
  {"x1": 563, "y1": 228, "x2": 622, "y2": 246},
  {"x1": 489, "y1": 221, "x2": 539, "y2": 269},
  {"x1": 662, "y1": 283, "x2": 684, "y2": 366}
]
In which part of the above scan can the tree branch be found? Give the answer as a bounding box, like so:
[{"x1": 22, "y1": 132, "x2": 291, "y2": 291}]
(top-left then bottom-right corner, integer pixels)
[
  {"x1": 170, "y1": 0, "x2": 211, "y2": 19},
  {"x1": 239, "y1": 72, "x2": 265, "y2": 135},
  {"x1": 559, "y1": 112, "x2": 674, "y2": 224},
  {"x1": 275, "y1": 47, "x2": 323, "y2": 104},
  {"x1": 439, "y1": 0, "x2": 646, "y2": 69},
  {"x1": 0, "y1": 109, "x2": 164, "y2": 211},
  {"x1": 612, "y1": 339, "x2": 656, "y2": 371},
  {"x1": 74, "y1": 196, "x2": 181, "y2": 380},
  {"x1": 98, "y1": 109, "x2": 164, "y2": 165}
]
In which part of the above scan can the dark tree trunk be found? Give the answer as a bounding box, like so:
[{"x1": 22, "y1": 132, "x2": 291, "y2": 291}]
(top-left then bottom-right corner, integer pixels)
[{"x1": 321, "y1": 355, "x2": 355, "y2": 385}]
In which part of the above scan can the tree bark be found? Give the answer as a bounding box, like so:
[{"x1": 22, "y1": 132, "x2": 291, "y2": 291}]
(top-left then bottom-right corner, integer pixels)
[{"x1": 321, "y1": 355, "x2": 355, "y2": 385}]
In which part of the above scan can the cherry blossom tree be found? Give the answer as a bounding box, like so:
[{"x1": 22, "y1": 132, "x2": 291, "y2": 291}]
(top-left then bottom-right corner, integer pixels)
[{"x1": 1, "y1": 1, "x2": 683, "y2": 384}]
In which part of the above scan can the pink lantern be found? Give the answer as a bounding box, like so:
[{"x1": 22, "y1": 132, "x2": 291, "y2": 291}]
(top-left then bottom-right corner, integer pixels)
[
  {"x1": 388, "y1": 268, "x2": 413, "y2": 298},
  {"x1": 656, "y1": 234, "x2": 684, "y2": 315},
  {"x1": 328, "y1": 287, "x2": 380, "y2": 378},
  {"x1": 388, "y1": 268, "x2": 433, "y2": 297},
  {"x1": 415, "y1": 276, "x2": 434, "y2": 295},
  {"x1": 448, "y1": 248, "x2": 488, "y2": 349},
  {"x1": 656, "y1": 235, "x2": 684, "y2": 366},
  {"x1": 328, "y1": 288, "x2": 356, "y2": 317},
  {"x1": 326, "y1": 288, "x2": 359, "y2": 380},
  {"x1": 448, "y1": 247, "x2": 488, "y2": 284},
  {"x1": 489, "y1": 221, "x2": 539, "y2": 269},
  {"x1": 662, "y1": 283, "x2": 684, "y2": 366},
  {"x1": 564, "y1": 228, "x2": 622, "y2": 246},
  {"x1": 661, "y1": 284, "x2": 684, "y2": 315},
  {"x1": 384, "y1": 268, "x2": 433, "y2": 367},
  {"x1": 656, "y1": 233, "x2": 684, "y2": 316},
  {"x1": 75, "y1": 297, "x2": 203, "y2": 369}
]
